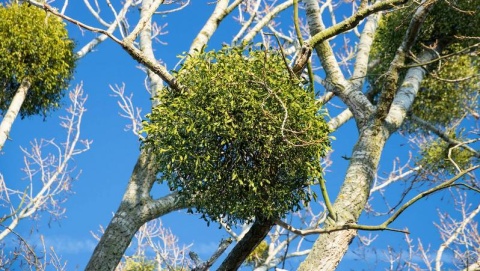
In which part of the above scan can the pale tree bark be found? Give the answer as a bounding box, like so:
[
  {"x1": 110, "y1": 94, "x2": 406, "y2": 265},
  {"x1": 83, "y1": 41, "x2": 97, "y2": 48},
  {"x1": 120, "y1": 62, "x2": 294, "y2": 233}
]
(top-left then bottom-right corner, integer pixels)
[
  {"x1": 304, "y1": 0, "x2": 375, "y2": 125},
  {"x1": 298, "y1": 123, "x2": 390, "y2": 271},
  {"x1": 138, "y1": 0, "x2": 163, "y2": 105},
  {"x1": 85, "y1": 1, "x2": 189, "y2": 269},
  {"x1": 189, "y1": 0, "x2": 230, "y2": 55},
  {"x1": 0, "y1": 85, "x2": 90, "y2": 269},
  {"x1": 0, "y1": 79, "x2": 31, "y2": 152},
  {"x1": 0, "y1": 85, "x2": 90, "y2": 241},
  {"x1": 242, "y1": 0, "x2": 293, "y2": 44}
]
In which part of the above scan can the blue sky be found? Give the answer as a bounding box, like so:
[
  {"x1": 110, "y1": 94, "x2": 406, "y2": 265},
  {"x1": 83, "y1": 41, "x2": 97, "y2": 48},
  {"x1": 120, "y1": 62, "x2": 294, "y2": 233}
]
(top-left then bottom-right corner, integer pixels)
[{"x1": 0, "y1": 1, "x2": 478, "y2": 270}]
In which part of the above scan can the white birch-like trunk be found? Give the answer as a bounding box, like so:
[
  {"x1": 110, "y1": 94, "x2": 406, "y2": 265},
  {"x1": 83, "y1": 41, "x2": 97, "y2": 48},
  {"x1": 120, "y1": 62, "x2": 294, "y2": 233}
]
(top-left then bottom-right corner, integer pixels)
[
  {"x1": 298, "y1": 50, "x2": 437, "y2": 271},
  {"x1": 0, "y1": 79, "x2": 31, "y2": 151},
  {"x1": 298, "y1": 0, "x2": 440, "y2": 268},
  {"x1": 298, "y1": 124, "x2": 390, "y2": 270},
  {"x1": 189, "y1": 0, "x2": 229, "y2": 55}
]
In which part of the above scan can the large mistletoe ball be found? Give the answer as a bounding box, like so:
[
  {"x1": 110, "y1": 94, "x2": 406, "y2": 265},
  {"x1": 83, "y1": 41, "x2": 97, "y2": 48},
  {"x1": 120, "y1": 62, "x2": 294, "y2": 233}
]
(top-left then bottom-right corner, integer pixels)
[
  {"x1": 0, "y1": 3, "x2": 75, "y2": 117},
  {"x1": 144, "y1": 46, "x2": 330, "y2": 225}
]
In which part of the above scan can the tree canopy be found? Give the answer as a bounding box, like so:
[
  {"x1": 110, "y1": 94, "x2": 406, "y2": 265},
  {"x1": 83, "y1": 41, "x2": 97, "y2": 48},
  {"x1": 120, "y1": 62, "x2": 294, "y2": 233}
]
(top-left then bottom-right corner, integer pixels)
[{"x1": 1, "y1": 0, "x2": 479, "y2": 270}]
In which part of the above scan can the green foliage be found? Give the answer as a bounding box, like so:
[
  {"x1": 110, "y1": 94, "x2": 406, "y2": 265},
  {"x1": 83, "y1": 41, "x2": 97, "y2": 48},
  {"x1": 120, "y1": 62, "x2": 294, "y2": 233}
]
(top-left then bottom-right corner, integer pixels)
[
  {"x1": 143, "y1": 46, "x2": 331, "y2": 225},
  {"x1": 369, "y1": 0, "x2": 480, "y2": 130},
  {"x1": 411, "y1": 55, "x2": 479, "y2": 128},
  {"x1": 124, "y1": 256, "x2": 155, "y2": 271},
  {"x1": 245, "y1": 240, "x2": 268, "y2": 266},
  {"x1": 419, "y1": 132, "x2": 474, "y2": 174},
  {"x1": 0, "y1": 3, "x2": 76, "y2": 117}
]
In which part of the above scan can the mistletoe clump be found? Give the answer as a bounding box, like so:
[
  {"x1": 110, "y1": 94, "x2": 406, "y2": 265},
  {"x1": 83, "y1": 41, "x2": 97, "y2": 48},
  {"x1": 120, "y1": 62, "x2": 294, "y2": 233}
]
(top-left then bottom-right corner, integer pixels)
[
  {"x1": 419, "y1": 132, "x2": 474, "y2": 174},
  {"x1": 0, "y1": 3, "x2": 76, "y2": 117},
  {"x1": 143, "y1": 46, "x2": 330, "y2": 225},
  {"x1": 369, "y1": 0, "x2": 480, "y2": 130}
]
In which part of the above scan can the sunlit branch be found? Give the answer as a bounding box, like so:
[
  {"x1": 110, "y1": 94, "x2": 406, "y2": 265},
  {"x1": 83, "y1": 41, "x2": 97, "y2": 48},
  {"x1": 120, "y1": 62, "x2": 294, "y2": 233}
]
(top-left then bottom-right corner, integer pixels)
[
  {"x1": 154, "y1": 0, "x2": 190, "y2": 14},
  {"x1": 267, "y1": 25, "x2": 295, "y2": 45},
  {"x1": 242, "y1": 0, "x2": 293, "y2": 44},
  {"x1": 138, "y1": 0, "x2": 165, "y2": 107},
  {"x1": 435, "y1": 204, "x2": 480, "y2": 271},
  {"x1": 189, "y1": 0, "x2": 230, "y2": 54},
  {"x1": 0, "y1": 84, "x2": 90, "y2": 241},
  {"x1": 60, "y1": 0, "x2": 68, "y2": 14},
  {"x1": 232, "y1": 0, "x2": 262, "y2": 44},
  {"x1": 0, "y1": 78, "x2": 31, "y2": 151},
  {"x1": 83, "y1": 0, "x2": 110, "y2": 27},
  {"x1": 0, "y1": 85, "x2": 88, "y2": 269},
  {"x1": 0, "y1": 224, "x2": 40, "y2": 268},
  {"x1": 109, "y1": 84, "x2": 145, "y2": 139},
  {"x1": 304, "y1": 0, "x2": 374, "y2": 127},
  {"x1": 350, "y1": 14, "x2": 380, "y2": 89},
  {"x1": 371, "y1": 166, "x2": 422, "y2": 193},
  {"x1": 318, "y1": 177, "x2": 336, "y2": 220},
  {"x1": 123, "y1": 0, "x2": 164, "y2": 44},
  {"x1": 308, "y1": 0, "x2": 409, "y2": 49},
  {"x1": 276, "y1": 165, "x2": 479, "y2": 238},
  {"x1": 275, "y1": 219, "x2": 409, "y2": 235},
  {"x1": 293, "y1": 0, "x2": 314, "y2": 92},
  {"x1": 327, "y1": 109, "x2": 353, "y2": 131},
  {"x1": 402, "y1": 42, "x2": 480, "y2": 69},
  {"x1": 190, "y1": 238, "x2": 232, "y2": 271},
  {"x1": 382, "y1": 165, "x2": 480, "y2": 227},
  {"x1": 76, "y1": 0, "x2": 133, "y2": 58},
  {"x1": 27, "y1": 0, "x2": 183, "y2": 92},
  {"x1": 385, "y1": 49, "x2": 437, "y2": 129}
]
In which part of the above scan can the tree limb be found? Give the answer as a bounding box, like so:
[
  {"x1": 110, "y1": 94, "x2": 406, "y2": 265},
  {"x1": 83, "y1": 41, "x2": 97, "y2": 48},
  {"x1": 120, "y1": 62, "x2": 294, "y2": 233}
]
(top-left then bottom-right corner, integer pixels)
[
  {"x1": 376, "y1": 0, "x2": 438, "y2": 121},
  {"x1": 217, "y1": 217, "x2": 275, "y2": 271},
  {"x1": 27, "y1": 0, "x2": 184, "y2": 92}
]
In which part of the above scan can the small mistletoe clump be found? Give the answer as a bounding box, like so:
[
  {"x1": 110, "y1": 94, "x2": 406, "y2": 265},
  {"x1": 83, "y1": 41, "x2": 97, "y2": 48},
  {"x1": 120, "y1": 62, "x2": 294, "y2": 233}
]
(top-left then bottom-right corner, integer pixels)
[
  {"x1": 143, "y1": 46, "x2": 330, "y2": 225},
  {"x1": 0, "y1": 3, "x2": 76, "y2": 117}
]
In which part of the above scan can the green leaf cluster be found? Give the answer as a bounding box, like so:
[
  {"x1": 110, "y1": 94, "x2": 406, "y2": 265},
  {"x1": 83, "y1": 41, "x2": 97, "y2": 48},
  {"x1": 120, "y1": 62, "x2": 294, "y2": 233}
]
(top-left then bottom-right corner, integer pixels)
[
  {"x1": 418, "y1": 132, "x2": 474, "y2": 174},
  {"x1": 0, "y1": 3, "x2": 76, "y2": 117},
  {"x1": 369, "y1": 0, "x2": 479, "y2": 130},
  {"x1": 411, "y1": 55, "x2": 478, "y2": 128},
  {"x1": 124, "y1": 256, "x2": 155, "y2": 271},
  {"x1": 245, "y1": 240, "x2": 268, "y2": 266},
  {"x1": 143, "y1": 46, "x2": 330, "y2": 225}
]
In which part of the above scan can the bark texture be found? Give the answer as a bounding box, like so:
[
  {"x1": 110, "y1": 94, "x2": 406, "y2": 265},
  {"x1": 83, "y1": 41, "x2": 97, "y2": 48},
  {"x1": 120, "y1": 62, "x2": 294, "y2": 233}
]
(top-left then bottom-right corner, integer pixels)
[{"x1": 298, "y1": 124, "x2": 390, "y2": 270}]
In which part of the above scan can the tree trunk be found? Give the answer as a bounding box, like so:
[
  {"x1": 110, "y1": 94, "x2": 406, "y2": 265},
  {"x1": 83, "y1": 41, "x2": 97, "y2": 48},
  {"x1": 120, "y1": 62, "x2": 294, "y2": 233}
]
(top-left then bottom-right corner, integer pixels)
[
  {"x1": 298, "y1": 123, "x2": 390, "y2": 271},
  {"x1": 0, "y1": 79, "x2": 31, "y2": 151},
  {"x1": 218, "y1": 217, "x2": 275, "y2": 271}
]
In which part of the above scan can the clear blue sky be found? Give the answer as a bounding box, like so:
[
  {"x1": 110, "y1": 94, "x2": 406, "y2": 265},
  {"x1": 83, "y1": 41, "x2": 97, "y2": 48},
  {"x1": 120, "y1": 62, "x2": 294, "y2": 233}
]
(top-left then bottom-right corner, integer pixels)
[{"x1": 1, "y1": 1, "x2": 476, "y2": 270}]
